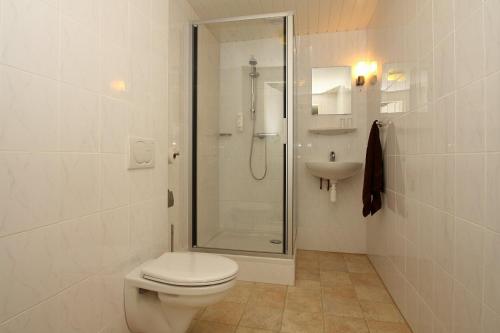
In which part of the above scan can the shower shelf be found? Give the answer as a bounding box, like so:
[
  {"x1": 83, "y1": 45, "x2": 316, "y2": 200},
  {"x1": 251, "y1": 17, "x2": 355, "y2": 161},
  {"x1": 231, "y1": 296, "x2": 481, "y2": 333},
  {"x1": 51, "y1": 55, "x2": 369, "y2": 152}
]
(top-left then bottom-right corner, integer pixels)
[{"x1": 308, "y1": 127, "x2": 357, "y2": 135}]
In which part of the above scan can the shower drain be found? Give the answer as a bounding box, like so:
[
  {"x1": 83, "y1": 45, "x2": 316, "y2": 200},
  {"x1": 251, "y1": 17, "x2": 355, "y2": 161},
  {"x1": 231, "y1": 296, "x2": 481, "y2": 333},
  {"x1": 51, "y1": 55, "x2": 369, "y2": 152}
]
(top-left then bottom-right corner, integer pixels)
[{"x1": 270, "y1": 239, "x2": 282, "y2": 245}]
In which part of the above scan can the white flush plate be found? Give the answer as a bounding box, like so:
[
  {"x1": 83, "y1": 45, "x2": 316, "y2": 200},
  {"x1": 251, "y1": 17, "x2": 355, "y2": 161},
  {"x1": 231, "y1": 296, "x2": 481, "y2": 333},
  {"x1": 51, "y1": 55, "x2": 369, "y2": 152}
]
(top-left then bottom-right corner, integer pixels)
[{"x1": 129, "y1": 137, "x2": 155, "y2": 169}]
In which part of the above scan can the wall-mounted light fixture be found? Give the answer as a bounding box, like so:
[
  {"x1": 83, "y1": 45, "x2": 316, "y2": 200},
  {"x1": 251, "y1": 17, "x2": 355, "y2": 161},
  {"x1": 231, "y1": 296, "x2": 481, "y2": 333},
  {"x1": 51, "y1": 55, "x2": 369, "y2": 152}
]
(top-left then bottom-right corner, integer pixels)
[{"x1": 355, "y1": 61, "x2": 377, "y2": 86}]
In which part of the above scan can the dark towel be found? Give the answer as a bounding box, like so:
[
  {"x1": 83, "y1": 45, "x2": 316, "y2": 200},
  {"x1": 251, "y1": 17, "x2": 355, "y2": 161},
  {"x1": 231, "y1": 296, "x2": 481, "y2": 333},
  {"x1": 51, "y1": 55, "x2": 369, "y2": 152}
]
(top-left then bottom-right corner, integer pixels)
[{"x1": 362, "y1": 121, "x2": 384, "y2": 217}]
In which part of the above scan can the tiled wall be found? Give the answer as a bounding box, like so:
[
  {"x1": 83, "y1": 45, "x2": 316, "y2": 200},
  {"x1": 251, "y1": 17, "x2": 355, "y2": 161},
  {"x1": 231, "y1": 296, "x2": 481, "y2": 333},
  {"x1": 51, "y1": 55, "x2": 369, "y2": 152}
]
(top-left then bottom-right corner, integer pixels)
[
  {"x1": 0, "y1": 0, "x2": 170, "y2": 332},
  {"x1": 366, "y1": 0, "x2": 500, "y2": 332},
  {"x1": 295, "y1": 31, "x2": 369, "y2": 253}
]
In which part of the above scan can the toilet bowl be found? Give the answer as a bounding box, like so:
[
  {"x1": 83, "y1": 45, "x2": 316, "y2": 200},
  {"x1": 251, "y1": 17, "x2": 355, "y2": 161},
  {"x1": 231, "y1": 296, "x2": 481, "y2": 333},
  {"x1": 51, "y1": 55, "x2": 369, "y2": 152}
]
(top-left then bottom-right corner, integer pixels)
[{"x1": 124, "y1": 252, "x2": 238, "y2": 333}]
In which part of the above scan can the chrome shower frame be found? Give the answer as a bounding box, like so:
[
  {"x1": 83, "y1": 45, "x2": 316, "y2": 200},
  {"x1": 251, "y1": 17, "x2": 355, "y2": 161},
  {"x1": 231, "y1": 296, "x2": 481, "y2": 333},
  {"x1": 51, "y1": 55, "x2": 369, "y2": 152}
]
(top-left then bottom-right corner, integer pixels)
[{"x1": 187, "y1": 12, "x2": 295, "y2": 259}]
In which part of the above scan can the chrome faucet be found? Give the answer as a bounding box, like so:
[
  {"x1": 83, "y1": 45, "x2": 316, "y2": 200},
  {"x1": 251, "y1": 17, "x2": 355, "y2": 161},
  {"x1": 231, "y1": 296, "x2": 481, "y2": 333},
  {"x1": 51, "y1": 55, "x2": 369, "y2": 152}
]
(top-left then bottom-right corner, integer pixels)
[{"x1": 330, "y1": 151, "x2": 336, "y2": 162}]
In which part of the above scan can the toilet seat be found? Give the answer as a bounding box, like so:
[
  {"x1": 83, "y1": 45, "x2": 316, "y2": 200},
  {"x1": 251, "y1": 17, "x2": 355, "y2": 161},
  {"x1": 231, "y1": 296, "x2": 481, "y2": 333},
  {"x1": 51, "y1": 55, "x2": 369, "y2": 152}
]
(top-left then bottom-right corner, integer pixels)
[
  {"x1": 141, "y1": 252, "x2": 238, "y2": 287},
  {"x1": 124, "y1": 252, "x2": 238, "y2": 333}
]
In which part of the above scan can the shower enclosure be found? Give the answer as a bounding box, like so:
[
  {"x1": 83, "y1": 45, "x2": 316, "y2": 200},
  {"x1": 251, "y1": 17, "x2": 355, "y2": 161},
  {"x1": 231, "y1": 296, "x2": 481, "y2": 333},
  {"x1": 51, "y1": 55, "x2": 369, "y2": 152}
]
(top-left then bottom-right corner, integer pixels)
[{"x1": 189, "y1": 13, "x2": 294, "y2": 256}]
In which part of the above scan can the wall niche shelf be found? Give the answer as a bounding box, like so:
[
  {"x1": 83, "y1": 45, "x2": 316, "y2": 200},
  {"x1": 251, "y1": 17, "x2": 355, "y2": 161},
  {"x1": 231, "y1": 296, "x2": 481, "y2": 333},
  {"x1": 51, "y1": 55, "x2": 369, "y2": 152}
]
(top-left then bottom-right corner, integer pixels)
[{"x1": 308, "y1": 127, "x2": 357, "y2": 135}]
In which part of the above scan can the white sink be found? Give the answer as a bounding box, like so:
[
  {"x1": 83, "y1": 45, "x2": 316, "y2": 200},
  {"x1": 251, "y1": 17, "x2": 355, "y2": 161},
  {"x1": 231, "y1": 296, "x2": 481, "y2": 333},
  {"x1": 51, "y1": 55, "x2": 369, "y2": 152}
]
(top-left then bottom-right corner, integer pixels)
[{"x1": 305, "y1": 161, "x2": 363, "y2": 182}]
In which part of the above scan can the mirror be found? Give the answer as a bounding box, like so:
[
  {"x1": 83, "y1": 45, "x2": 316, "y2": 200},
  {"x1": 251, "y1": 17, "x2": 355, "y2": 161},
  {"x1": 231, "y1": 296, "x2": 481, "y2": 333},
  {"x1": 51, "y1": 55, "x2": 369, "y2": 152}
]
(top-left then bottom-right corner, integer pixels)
[
  {"x1": 380, "y1": 63, "x2": 410, "y2": 113},
  {"x1": 311, "y1": 67, "x2": 352, "y2": 115}
]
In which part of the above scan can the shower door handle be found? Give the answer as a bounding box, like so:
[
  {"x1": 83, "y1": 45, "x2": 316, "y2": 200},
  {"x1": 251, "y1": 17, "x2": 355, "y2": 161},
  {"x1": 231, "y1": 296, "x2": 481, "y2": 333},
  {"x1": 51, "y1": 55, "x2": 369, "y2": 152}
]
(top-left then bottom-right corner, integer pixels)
[{"x1": 281, "y1": 118, "x2": 287, "y2": 145}]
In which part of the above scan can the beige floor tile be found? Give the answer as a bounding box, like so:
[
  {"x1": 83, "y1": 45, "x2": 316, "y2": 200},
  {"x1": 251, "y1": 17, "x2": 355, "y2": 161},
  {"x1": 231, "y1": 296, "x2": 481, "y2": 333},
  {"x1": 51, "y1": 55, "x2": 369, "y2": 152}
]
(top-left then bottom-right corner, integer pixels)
[
  {"x1": 239, "y1": 305, "x2": 283, "y2": 331},
  {"x1": 296, "y1": 250, "x2": 321, "y2": 262},
  {"x1": 343, "y1": 253, "x2": 370, "y2": 264},
  {"x1": 322, "y1": 285, "x2": 357, "y2": 299},
  {"x1": 318, "y1": 252, "x2": 345, "y2": 260},
  {"x1": 285, "y1": 288, "x2": 322, "y2": 312},
  {"x1": 354, "y1": 285, "x2": 393, "y2": 303},
  {"x1": 324, "y1": 315, "x2": 369, "y2": 333},
  {"x1": 297, "y1": 258, "x2": 320, "y2": 270},
  {"x1": 360, "y1": 301, "x2": 405, "y2": 323},
  {"x1": 320, "y1": 255, "x2": 348, "y2": 272},
  {"x1": 200, "y1": 301, "x2": 245, "y2": 325},
  {"x1": 248, "y1": 284, "x2": 286, "y2": 308},
  {"x1": 293, "y1": 279, "x2": 321, "y2": 290},
  {"x1": 296, "y1": 268, "x2": 321, "y2": 281},
  {"x1": 366, "y1": 320, "x2": 412, "y2": 333},
  {"x1": 320, "y1": 270, "x2": 352, "y2": 288},
  {"x1": 236, "y1": 327, "x2": 277, "y2": 333},
  {"x1": 281, "y1": 310, "x2": 324, "y2": 333},
  {"x1": 189, "y1": 320, "x2": 236, "y2": 333},
  {"x1": 349, "y1": 273, "x2": 384, "y2": 287},
  {"x1": 322, "y1": 294, "x2": 364, "y2": 318},
  {"x1": 346, "y1": 262, "x2": 376, "y2": 274},
  {"x1": 224, "y1": 282, "x2": 254, "y2": 304}
]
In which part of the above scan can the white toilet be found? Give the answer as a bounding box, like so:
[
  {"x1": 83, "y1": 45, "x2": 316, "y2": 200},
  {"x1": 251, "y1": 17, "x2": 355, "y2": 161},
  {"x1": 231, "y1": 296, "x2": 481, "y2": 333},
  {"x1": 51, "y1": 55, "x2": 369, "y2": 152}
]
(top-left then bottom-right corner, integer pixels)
[{"x1": 124, "y1": 252, "x2": 238, "y2": 333}]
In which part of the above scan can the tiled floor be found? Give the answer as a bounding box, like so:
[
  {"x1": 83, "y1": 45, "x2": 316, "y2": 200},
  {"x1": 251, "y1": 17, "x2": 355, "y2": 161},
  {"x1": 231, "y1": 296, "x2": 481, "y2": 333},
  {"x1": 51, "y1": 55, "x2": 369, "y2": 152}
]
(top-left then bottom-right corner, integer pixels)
[{"x1": 188, "y1": 250, "x2": 412, "y2": 333}]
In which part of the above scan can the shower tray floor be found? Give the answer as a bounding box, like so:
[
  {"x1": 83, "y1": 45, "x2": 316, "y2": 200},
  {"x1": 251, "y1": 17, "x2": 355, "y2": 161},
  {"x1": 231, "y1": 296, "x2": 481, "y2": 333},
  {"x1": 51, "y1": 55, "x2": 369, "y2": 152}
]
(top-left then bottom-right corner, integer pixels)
[{"x1": 203, "y1": 230, "x2": 283, "y2": 253}]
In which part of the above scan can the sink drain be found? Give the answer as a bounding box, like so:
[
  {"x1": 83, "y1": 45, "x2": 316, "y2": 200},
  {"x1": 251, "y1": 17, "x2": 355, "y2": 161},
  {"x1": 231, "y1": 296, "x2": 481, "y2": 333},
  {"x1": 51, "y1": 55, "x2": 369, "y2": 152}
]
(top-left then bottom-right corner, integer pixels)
[{"x1": 270, "y1": 239, "x2": 282, "y2": 244}]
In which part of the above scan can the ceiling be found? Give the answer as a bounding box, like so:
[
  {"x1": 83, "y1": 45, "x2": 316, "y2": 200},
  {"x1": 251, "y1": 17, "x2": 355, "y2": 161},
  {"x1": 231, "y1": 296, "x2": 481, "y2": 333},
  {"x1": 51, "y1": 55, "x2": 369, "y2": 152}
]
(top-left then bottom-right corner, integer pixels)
[
  {"x1": 204, "y1": 17, "x2": 284, "y2": 42},
  {"x1": 187, "y1": 0, "x2": 379, "y2": 36}
]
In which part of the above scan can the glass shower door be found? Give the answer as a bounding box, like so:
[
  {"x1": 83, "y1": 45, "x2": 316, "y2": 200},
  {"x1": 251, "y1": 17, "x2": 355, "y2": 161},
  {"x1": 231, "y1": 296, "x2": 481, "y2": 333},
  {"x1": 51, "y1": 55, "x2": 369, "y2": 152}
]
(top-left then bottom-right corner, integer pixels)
[{"x1": 192, "y1": 16, "x2": 287, "y2": 254}]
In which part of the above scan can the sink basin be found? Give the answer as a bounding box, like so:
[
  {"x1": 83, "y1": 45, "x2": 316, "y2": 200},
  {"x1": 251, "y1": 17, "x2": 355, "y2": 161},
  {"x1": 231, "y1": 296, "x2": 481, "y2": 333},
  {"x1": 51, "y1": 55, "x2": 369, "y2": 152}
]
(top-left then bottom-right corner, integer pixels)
[{"x1": 305, "y1": 161, "x2": 363, "y2": 182}]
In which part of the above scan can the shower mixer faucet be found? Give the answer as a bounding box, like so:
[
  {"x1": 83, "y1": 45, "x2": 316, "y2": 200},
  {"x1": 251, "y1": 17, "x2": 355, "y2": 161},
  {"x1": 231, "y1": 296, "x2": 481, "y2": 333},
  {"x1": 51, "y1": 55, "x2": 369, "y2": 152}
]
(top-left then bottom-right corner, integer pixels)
[{"x1": 330, "y1": 151, "x2": 336, "y2": 162}]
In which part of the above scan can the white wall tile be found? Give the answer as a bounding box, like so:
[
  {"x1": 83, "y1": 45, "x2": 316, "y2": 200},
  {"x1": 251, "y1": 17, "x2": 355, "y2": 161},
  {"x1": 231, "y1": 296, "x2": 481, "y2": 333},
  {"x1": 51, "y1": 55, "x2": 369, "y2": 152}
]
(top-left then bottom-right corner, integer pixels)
[
  {"x1": 129, "y1": 200, "x2": 153, "y2": 260},
  {"x1": 152, "y1": 0, "x2": 169, "y2": 27},
  {"x1": 60, "y1": 153, "x2": 100, "y2": 220},
  {"x1": 482, "y1": 305, "x2": 500, "y2": 333},
  {"x1": 454, "y1": 218, "x2": 484, "y2": 297},
  {"x1": 60, "y1": 277, "x2": 102, "y2": 333},
  {"x1": 485, "y1": 71, "x2": 500, "y2": 152},
  {"x1": 454, "y1": 8, "x2": 484, "y2": 89},
  {"x1": 454, "y1": 0, "x2": 482, "y2": 27},
  {"x1": 60, "y1": 84, "x2": 99, "y2": 152},
  {"x1": 455, "y1": 154, "x2": 484, "y2": 225},
  {"x1": 99, "y1": 269, "x2": 126, "y2": 328},
  {"x1": 432, "y1": 264, "x2": 454, "y2": 331},
  {"x1": 61, "y1": 0, "x2": 99, "y2": 26},
  {"x1": 59, "y1": 214, "x2": 102, "y2": 288},
  {"x1": 101, "y1": 207, "x2": 130, "y2": 269},
  {"x1": 484, "y1": 0, "x2": 500, "y2": 75},
  {"x1": 367, "y1": 2, "x2": 497, "y2": 332},
  {"x1": 130, "y1": 0, "x2": 151, "y2": 18},
  {"x1": 100, "y1": 43, "x2": 131, "y2": 100},
  {"x1": 0, "y1": 225, "x2": 63, "y2": 322},
  {"x1": 101, "y1": 154, "x2": 129, "y2": 210},
  {"x1": 455, "y1": 80, "x2": 485, "y2": 153},
  {"x1": 434, "y1": 93, "x2": 455, "y2": 153},
  {"x1": 485, "y1": 154, "x2": 500, "y2": 233},
  {"x1": 433, "y1": 155, "x2": 454, "y2": 213},
  {"x1": 0, "y1": 296, "x2": 62, "y2": 333},
  {"x1": 100, "y1": 97, "x2": 129, "y2": 153},
  {"x1": 60, "y1": 16, "x2": 100, "y2": 91},
  {"x1": 434, "y1": 210, "x2": 455, "y2": 274},
  {"x1": 434, "y1": 35, "x2": 455, "y2": 99},
  {"x1": 0, "y1": 152, "x2": 61, "y2": 236},
  {"x1": 452, "y1": 282, "x2": 482, "y2": 333},
  {"x1": 0, "y1": 0, "x2": 59, "y2": 78},
  {"x1": 0, "y1": 0, "x2": 172, "y2": 329},
  {"x1": 433, "y1": 0, "x2": 454, "y2": 44},
  {"x1": 0, "y1": 65, "x2": 59, "y2": 151},
  {"x1": 100, "y1": 0, "x2": 129, "y2": 48},
  {"x1": 483, "y1": 230, "x2": 500, "y2": 314}
]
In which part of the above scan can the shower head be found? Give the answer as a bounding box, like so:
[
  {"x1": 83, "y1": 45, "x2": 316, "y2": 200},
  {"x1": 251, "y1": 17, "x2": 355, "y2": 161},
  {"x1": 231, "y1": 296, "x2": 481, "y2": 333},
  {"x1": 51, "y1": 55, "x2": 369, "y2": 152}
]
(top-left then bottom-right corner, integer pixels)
[
  {"x1": 249, "y1": 56, "x2": 259, "y2": 78},
  {"x1": 249, "y1": 56, "x2": 258, "y2": 66}
]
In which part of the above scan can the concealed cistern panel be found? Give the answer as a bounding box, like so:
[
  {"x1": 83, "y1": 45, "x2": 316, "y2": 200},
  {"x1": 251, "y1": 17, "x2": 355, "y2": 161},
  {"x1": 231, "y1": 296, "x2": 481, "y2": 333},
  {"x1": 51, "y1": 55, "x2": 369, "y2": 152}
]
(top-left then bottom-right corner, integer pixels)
[{"x1": 129, "y1": 137, "x2": 155, "y2": 169}]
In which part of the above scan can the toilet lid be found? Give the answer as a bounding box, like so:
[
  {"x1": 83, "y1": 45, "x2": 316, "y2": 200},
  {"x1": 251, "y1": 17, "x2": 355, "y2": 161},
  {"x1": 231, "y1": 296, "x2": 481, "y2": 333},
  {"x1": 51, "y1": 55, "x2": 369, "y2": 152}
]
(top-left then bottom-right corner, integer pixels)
[{"x1": 141, "y1": 252, "x2": 239, "y2": 286}]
